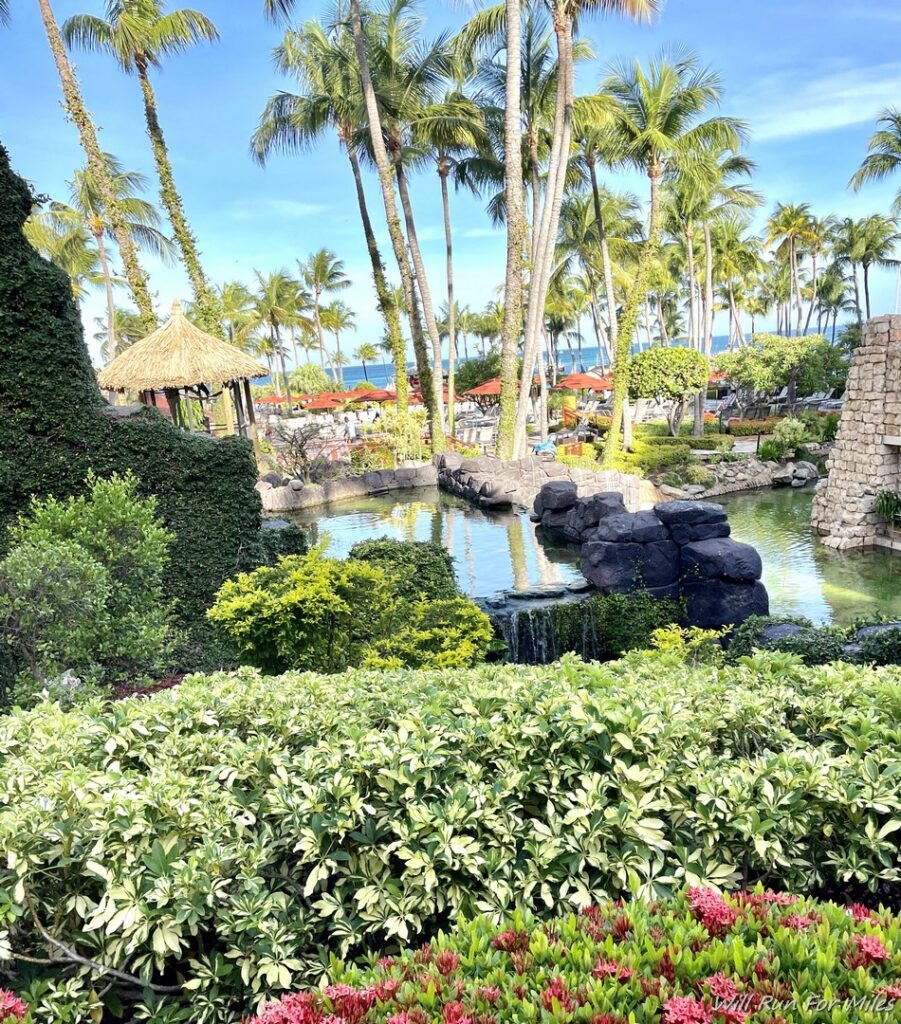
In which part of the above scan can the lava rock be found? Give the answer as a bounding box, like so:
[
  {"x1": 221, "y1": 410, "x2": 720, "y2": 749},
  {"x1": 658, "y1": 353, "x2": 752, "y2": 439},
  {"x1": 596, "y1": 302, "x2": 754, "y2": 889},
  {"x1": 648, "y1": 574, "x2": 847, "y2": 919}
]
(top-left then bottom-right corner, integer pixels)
[
  {"x1": 540, "y1": 508, "x2": 571, "y2": 532},
  {"x1": 460, "y1": 456, "x2": 500, "y2": 474},
  {"x1": 854, "y1": 622, "x2": 901, "y2": 641},
  {"x1": 794, "y1": 460, "x2": 819, "y2": 482},
  {"x1": 259, "y1": 471, "x2": 285, "y2": 487},
  {"x1": 534, "y1": 479, "x2": 579, "y2": 516},
  {"x1": 681, "y1": 538, "x2": 763, "y2": 582},
  {"x1": 508, "y1": 585, "x2": 567, "y2": 600},
  {"x1": 681, "y1": 579, "x2": 769, "y2": 629},
  {"x1": 758, "y1": 622, "x2": 807, "y2": 646},
  {"x1": 441, "y1": 452, "x2": 464, "y2": 472},
  {"x1": 654, "y1": 500, "x2": 727, "y2": 526},
  {"x1": 594, "y1": 510, "x2": 669, "y2": 543},
  {"x1": 581, "y1": 539, "x2": 680, "y2": 592},
  {"x1": 668, "y1": 520, "x2": 731, "y2": 545},
  {"x1": 562, "y1": 491, "x2": 628, "y2": 542}
]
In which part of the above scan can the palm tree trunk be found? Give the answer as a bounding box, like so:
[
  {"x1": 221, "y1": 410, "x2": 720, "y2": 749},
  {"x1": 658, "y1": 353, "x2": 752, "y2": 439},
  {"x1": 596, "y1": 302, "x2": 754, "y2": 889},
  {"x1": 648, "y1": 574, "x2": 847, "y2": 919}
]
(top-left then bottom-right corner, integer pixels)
[
  {"x1": 852, "y1": 264, "x2": 863, "y2": 325},
  {"x1": 864, "y1": 263, "x2": 872, "y2": 320},
  {"x1": 93, "y1": 227, "x2": 117, "y2": 361},
  {"x1": 35, "y1": 0, "x2": 155, "y2": 331},
  {"x1": 345, "y1": 143, "x2": 407, "y2": 412},
  {"x1": 803, "y1": 254, "x2": 818, "y2": 334},
  {"x1": 361, "y1": 358, "x2": 369, "y2": 382},
  {"x1": 135, "y1": 59, "x2": 218, "y2": 333},
  {"x1": 439, "y1": 162, "x2": 456, "y2": 437},
  {"x1": 513, "y1": 10, "x2": 574, "y2": 457},
  {"x1": 657, "y1": 295, "x2": 669, "y2": 346},
  {"x1": 333, "y1": 330, "x2": 344, "y2": 387},
  {"x1": 346, "y1": 0, "x2": 443, "y2": 450},
  {"x1": 394, "y1": 150, "x2": 446, "y2": 432},
  {"x1": 603, "y1": 166, "x2": 662, "y2": 466},
  {"x1": 496, "y1": 0, "x2": 526, "y2": 461},
  {"x1": 589, "y1": 160, "x2": 619, "y2": 353},
  {"x1": 685, "y1": 222, "x2": 698, "y2": 349}
]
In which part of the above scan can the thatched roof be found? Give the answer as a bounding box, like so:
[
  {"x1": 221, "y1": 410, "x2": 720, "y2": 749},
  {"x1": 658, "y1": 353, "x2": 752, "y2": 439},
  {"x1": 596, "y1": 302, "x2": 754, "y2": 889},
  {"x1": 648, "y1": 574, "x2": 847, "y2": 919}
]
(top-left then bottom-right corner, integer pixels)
[{"x1": 97, "y1": 301, "x2": 268, "y2": 391}]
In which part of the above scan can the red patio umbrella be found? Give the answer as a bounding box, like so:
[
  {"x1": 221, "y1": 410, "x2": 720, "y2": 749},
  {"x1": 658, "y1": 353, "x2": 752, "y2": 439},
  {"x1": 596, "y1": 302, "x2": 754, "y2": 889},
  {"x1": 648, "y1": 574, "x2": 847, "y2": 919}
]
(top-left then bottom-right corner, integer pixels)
[
  {"x1": 554, "y1": 372, "x2": 613, "y2": 391},
  {"x1": 304, "y1": 395, "x2": 343, "y2": 411}
]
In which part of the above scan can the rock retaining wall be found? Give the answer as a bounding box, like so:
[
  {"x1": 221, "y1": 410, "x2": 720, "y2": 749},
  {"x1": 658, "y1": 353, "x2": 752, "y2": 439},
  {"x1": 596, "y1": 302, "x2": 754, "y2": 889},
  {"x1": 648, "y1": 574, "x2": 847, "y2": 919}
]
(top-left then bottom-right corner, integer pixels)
[
  {"x1": 256, "y1": 463, "x2": 439, "y2": 512},
  {"x1": 812, "y1": 314, "x2": 901, "y2": 549},
  {"x1": 534, "y1": 482, "x2": 769, "y2": 629},
  {"x1": 436, "y1": 452, "x2": 661, "y2": 510}
]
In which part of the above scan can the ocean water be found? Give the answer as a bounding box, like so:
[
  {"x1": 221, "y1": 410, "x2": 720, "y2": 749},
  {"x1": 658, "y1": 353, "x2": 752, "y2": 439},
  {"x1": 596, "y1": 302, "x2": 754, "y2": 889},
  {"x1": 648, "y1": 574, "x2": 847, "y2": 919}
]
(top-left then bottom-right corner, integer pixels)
[{"x1": 267, "y1": 335, "x2": 742, "y2": 391}]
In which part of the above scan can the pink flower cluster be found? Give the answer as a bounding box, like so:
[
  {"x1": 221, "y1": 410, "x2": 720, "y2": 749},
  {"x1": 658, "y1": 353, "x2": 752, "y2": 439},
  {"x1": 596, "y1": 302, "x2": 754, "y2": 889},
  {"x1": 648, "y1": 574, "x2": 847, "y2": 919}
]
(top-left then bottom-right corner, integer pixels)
[
  {"x1": 0, "y1": 992, "x2": 28, "y2": 1024},
  {"x1": 686, "y1": 888, "x2": 738, "y2": 937}
]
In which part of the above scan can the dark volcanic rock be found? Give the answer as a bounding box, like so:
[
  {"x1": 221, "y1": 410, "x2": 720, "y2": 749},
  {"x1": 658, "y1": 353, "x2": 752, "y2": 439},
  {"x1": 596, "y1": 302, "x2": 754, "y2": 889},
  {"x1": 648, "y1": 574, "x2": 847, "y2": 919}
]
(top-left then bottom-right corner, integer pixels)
[
  {"x1": 563, "y1": 492, "x2": 628, "y2": 542},
  {"x1": 682, "y1": 579, "x2": 769, "y2": 629},
  {"x1": 681, "y1": 538, "x2": 763, "y2": 582},
  {"x1": 668, "y1": 520, "x2": 731, "y2": 545},
  {"x1": 655, "y1": 500, "x2": 727, "y2": 526},
  {"x1": 534, "y1": 479, "x2": 579, "y2": 516},
  {"x1": 594, "y1": 510, "x2": 668, "y2": 544},
  {"x1": 758, "y1": 622, "x2": 807, "y2": 646},
  {"x1": 540, "y1": 508, "x2": 571, "y2": 532},
  {"x1": 581, "y1": 539, "x2": 680, "y2": 592}
]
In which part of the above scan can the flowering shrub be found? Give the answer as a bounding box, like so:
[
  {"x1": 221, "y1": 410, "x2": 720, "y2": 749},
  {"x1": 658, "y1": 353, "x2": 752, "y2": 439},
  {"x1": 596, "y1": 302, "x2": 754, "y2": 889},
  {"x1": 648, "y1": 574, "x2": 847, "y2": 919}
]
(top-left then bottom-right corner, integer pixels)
[
  {"x1": 0, "y1": 992, "x2": 27, "y2": 1024},
  {"x1": 725, "y1": 417, "x2": 784, "y2": 437},
  {"x1": 249, "y1": 889, "x2": 901, "y2": 1024},
  {"x1": 1, "y1": 654, "x2": 900, "y2": 1022}
]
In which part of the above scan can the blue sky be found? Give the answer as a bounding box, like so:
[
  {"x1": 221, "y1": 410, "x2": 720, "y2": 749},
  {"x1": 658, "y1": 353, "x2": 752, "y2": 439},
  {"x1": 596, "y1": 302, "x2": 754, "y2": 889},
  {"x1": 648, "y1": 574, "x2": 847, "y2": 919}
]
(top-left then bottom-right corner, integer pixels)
[{"x1": 2, "y1": 0, "x2": 901, "y2": 362}]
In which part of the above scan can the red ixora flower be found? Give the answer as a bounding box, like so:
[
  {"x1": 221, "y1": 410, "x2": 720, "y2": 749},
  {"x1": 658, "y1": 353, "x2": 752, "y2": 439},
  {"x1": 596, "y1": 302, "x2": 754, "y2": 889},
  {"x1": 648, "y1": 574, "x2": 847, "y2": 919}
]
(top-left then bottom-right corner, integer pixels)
[
  {"x1": 478, "y1": 986, "x2": 500, "y2": 1006},
  {"x1": 248, "y1": 992, "x2": 324, "y2": 1024},
  {"x1": 848, "y1": 903, "x2": 876, "y2": 922},
  {"x1": 441, "y1": 1001, "x2": 473, "y2": 1024},
  {"x1": 877, "y1": 985, "x2": 901, "y2": 1001},
  {"x1": 779, "y1": 912, "x2": 820, "y2": 932},
  {"x1": 541, "y1": 976, "x2": 575, "y2": 1013},
  {"x1": 492, "y1": 929, "x2": 530, "y2": 953},
  {"x1": 687, "y1": 889, "x2": 738, "y2": 937},
  {"x1": 323, "y1": 985, "x2": 375, "y2": 1024},
  {"x1": 0, "y1": 991, "x2": 28, "y2": 1024},
  {"x1": 592, "y1": 958, "x2": 634, "y2": 983},
  {"x1": 662, "y1": 995, "x2": 714, "y2": 1024},
  {"x1": 435, "y1": 951, "x2": 461, "y2": 976},
  {"x1": 702, "y1": 973, "x2": 739, "y2": 1001},
  {"x1": 845, "y1": 934, "x2": 890, "y2": 969}
]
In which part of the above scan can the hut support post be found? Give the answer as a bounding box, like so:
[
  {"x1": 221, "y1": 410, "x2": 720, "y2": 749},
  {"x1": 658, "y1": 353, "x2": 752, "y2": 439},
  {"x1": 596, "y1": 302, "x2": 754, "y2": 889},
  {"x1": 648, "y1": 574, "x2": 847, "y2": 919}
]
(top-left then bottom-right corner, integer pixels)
[
  {"x1": 218, "y1": 381, "x2": 235, "y2": 436},
  {"x1": 164, "y1": 387, "x2": 182, "y2": 429},
  {"x1": 243, "y1": 378, "x2": 262, "y2": 463}
]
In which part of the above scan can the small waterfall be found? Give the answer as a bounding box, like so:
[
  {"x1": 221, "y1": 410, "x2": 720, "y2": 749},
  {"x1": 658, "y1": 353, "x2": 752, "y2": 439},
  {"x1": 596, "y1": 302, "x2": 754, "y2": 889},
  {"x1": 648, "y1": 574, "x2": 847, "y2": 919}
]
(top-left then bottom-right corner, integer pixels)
[{"x1": 492, "y1": 595, "x2": 603, "y2": 665}]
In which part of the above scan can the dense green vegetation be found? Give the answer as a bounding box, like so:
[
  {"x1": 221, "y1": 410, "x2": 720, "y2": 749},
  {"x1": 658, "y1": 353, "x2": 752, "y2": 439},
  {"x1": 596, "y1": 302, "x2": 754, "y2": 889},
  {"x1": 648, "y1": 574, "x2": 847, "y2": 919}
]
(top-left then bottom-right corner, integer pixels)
[
  {"x1": 0, "y1": 144, "x2": 270, "y2": 667},
  {"x1": 250, "y1": 890, "x2": 901, "y2": 1024},
  {"x1": 2, "y1": 653, "x2": 898, "y2": 1021}
]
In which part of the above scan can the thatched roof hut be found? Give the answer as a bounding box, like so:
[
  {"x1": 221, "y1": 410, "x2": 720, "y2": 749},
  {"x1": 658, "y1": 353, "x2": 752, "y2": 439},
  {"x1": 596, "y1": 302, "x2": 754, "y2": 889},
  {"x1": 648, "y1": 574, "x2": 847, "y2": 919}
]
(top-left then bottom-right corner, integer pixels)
[
  {"x1": 98, "y1": 300, "x2": 267, "y2": 392},
  {"x1": 98, "y1": 301, "x2": 268, "y2": 445}
]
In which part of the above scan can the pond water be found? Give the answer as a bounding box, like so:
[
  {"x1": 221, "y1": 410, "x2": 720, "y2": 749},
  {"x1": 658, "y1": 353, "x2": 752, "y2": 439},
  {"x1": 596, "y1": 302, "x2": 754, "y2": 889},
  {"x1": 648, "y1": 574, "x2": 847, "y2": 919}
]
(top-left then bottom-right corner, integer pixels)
[{"x1": 290, "y1": 485, "x2": 901, "y2": 624}]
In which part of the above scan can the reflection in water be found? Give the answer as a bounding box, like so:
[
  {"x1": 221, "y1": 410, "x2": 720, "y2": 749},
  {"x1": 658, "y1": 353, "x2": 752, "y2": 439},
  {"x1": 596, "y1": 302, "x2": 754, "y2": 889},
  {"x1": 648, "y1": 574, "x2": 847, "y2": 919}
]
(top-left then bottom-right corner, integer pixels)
[
  {"x1": 290, "y1": 487, "x2": 585, "y2": 597},
  {"x1": 720, "y1": 488, "x2": 901, "y2": 626},
  {"x1": 291, "y1": 485, "x2": 901, "y2": 620}
]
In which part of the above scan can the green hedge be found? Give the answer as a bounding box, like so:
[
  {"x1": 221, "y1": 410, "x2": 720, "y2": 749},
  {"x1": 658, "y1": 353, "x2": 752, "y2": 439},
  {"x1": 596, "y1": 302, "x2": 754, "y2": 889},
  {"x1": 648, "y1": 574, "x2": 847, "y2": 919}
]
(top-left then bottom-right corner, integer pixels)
[
  {"x1": 2, "y1": 654, "x2": 899, "y2": 1021},
  {"x1": 643, "y1": 433, "x2": 735, "y2": 452},
  {"x1": 249, "y1": 891, "x2": 901, "y2": 1024},
  {"x1": 0, "y1": 143, "x2": 264, "y2": 662},
  {"x1": 726, "y1": 416, "x2": 784, "y2": 436},
  {"x1": 610, "y1": 440, "x2": 692, "y2": 473}
]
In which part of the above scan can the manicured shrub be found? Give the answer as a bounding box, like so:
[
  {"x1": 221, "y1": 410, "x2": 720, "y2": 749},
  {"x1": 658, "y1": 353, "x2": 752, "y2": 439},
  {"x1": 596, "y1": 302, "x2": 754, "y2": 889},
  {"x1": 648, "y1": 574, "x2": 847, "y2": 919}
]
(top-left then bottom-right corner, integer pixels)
[
  {"x1": 0, "y1": 474, "x2": 172, "y2": 705},
  {"x1": 592, "y1": 591, "x2": 686, "y2": 659},
  {"x1": 208, "y1": 548, "x2": 395, "y2": 674},
  {"x1": 557, "y1": 452, "x2": 602, "y2": 471},
  {"x1": 2, "y1": 654, "x2": 899, "y2": 1021},
  {"x1": 249, "y1": 889, "x2": 901, "y2": 1024},
  {"x1": 757, "y1": 439, "x2": 781, "y2": 462},
  {"x1": 727, "y1": 615, "x2": 848, "y2": 666},
  {"x1": 348, "y1": 539, "x2": 459, "y2": 602},
  {"x1": 726, "y1": 416, "x2": 784, "y2": 436},
  {"x1": 772, "y1": 416, "x2": 809, "y2": 457},
  {"x1": 364, "y1": 597, "x2": 493, "y2": 669},
  {"x1": 611, "y1": 441, "x2": 692, "y2": 474},
  {"x1": 643, "y1": 434, "x2": 734, "y2": 452}
]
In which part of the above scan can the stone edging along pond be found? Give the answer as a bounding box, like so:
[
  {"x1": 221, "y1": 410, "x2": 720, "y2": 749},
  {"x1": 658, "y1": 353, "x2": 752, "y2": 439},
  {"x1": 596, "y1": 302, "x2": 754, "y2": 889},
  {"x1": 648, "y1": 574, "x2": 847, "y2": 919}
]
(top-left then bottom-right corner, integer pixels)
[{"x1": 255, "y1": 452, "x2": 661, "y2": 513}]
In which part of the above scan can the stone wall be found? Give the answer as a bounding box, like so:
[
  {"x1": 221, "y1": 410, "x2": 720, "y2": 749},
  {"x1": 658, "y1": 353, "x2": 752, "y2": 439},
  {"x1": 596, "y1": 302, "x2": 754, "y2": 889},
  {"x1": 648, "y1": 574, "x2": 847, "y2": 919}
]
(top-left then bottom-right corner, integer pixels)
[
  {"x1": 436, "y1": 453, "x2": 661, "y2": 510},
  {"x1": 811, "y1": 315, "x2": 901, "y2": 549},
  {"x1": 256, "y1": 463, "x2": 439, "y2": 513}
]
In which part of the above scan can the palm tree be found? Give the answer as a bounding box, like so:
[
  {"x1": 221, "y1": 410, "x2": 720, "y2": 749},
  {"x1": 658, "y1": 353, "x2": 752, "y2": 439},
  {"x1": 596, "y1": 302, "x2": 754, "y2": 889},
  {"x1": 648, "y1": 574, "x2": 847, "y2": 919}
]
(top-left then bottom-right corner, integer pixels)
[
  {"x1": 250, "y1": 270, "x2": 302, "y2": 404},
  {"x1": 23, "y1": 214, "x2": 105, "y2": 302},
  {"x1": 2, "y1": 0, "x2": 155, "y2": 327},
  {"x1": 414, "y1": 91, "x2": 486, "y2": 437},
  {"x1": 766, "y1": 203, "x2": 816, "y2": 336},
  {"x1": 64, "y1": 0, "x2": 221, "y2": 333},
  {"x1": 252, "y1": 17, "x2": 409, "y2": 412},
  {"x1": 599, "y1": 53, "x2": 745, "y2": 463},
  {"x1": 856, "y1": 214, "x2": 901, "y2": 319},
  {"x1": 345, "y1": 0, "x2": 445, "y2": 451},
  {"x1": 354, "y1": 342, "x2": 379, "y2": 382},
  {"x1": 851, "y1": 108, "x2": 901, "y2": 214},
  {"x1": 45, "y1": 154, "x2": 173, "y2": 359},
  {"x1": 300, "y1": 249, "x2": 351, "y2": 382},
  {"x1": 93, "y1": 307, "x2": 145, "y2": 362},
  {"x1": 218, "y1": 281, "x2": 255, "y2": 348},
  {"x1": 321, "y1": 300, "x2": 356, "y2": 387}
]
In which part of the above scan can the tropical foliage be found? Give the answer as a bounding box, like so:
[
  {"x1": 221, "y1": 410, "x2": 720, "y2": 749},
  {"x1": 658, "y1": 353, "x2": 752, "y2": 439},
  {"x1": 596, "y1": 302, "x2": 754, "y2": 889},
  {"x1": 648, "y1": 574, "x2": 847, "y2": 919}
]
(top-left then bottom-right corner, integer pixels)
[
  {"x1": 251, "y1": 890, "x2": 901, "y2": 1024},
  {"x1": 2, "y1": 653, "x2": 899, "y2": 1021}
]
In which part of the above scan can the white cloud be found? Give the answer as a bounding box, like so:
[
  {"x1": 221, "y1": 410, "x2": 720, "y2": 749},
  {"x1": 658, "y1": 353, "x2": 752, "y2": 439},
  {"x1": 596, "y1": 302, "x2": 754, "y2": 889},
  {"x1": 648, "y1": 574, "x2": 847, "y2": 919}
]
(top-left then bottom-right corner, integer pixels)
[
  {"x1": 227, "y1": 198, "x2": 330, "y2": 221},
  {"x1": 742, "y1": 62, "x2": 901, "y2": 142}
]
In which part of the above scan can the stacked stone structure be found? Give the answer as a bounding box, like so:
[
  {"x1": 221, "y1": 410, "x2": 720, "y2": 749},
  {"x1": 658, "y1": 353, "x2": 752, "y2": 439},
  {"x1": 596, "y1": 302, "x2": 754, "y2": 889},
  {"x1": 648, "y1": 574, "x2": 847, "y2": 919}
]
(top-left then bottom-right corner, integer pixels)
[{"x1": 812, "y1": 315, "x2": 901, "y2": 549}]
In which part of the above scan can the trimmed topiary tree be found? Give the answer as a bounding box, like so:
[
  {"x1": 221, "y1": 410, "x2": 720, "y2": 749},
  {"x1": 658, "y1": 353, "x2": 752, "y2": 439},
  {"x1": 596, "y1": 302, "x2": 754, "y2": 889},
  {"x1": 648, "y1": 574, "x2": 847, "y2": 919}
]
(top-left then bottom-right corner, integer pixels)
[
  {"x1": 0, "y1": 141, "x2": 264, "y2": 663},
  {"x1": 629, "y1": 346, "x2": 710, "y2": 436}
]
